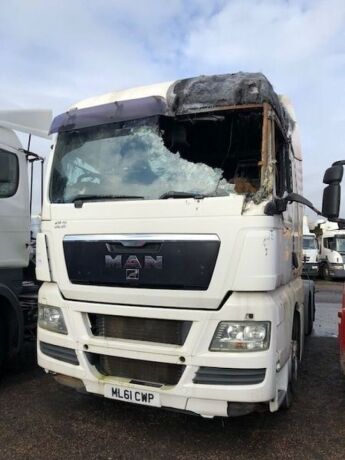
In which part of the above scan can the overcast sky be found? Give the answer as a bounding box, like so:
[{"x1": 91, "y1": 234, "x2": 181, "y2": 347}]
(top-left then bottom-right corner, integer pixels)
[{"x1": 1, "y1": 0, "x2": 345, "y2": 217}]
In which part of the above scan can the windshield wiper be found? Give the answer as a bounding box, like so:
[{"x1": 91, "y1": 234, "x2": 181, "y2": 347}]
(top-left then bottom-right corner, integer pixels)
[
  {"x1": 72, "y1": 194, "x2": 144, "y2": 208},
  {"x1": 159, "y1": 191, "x2": 207, "y2": 200}
]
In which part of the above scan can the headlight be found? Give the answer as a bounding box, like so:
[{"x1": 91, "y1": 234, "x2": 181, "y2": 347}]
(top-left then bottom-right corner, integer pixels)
[
  {"x1": 38, "y1": 305, "x2": 68, "y2": 334},
  {"x1": 210, "y1": 321, "x2": 270, "y2": 352}
]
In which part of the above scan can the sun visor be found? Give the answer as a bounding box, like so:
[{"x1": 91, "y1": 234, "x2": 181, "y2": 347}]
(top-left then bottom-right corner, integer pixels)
[
  {"x1": 50, "y1": 96, "x2": 167, "y2": 134},
  {"x1": 0, "y1": 109, "x2": 52, "y2": 139}
]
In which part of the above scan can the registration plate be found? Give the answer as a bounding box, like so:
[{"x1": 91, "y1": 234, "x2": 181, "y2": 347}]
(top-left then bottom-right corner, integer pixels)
[{"x1": 104, "y1": 384, "x2": 161, "y2": 407}]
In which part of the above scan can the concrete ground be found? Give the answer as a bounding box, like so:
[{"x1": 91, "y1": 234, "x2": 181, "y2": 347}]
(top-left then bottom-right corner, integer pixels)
[{"x1": 0, "y1": 280, "x2": 345, "y2": 460}]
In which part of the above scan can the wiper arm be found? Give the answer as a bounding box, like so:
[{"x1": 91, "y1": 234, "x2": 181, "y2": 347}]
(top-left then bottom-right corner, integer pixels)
[
  {"x1": 159, "y1": 191, "x2": 207, "y2": 200},
  {"x1": 72, "y1": 194, "x2": 144, "y2": 208}
]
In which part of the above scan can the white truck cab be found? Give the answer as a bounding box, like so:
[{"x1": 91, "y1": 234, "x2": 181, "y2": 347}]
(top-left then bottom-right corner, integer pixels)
[
  {"x1": 0, "y1": 109, "x2": 51, "y2": 370},
  {"x1": 302, "y1": 216, "x2": 319, "y2": 278},
  {"x1": 36, "y1": 73, "x2": 314, "y2": 417},
  {"x1": 318, "y1": 221, "x2": 345, "y2": 280}
]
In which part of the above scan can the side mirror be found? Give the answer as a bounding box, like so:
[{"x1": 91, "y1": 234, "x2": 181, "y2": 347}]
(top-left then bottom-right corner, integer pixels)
[
  {"x1": 322, "y1": 164, "x2": 343, "y2": 219},
  {"x1": 322, "y1": 184, "x2": 341, "y2": 219},
  {"x1": 323, "y1": 165, "x2": 343, "y2": 184}
]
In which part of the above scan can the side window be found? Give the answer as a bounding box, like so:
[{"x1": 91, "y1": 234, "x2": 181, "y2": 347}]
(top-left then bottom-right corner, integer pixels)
[
  {"x1": 324, "y1": 238, "x2": 334, "y2": 249},
  {"x1": 0, "y1": 150, "x2": 19, "y2": 198},
  {"x1": 328, "y1": 238, "x2": 336, "y2": 251},
  {"x1": 274, "y1": 123, "x2": 292, "y2": 196}
]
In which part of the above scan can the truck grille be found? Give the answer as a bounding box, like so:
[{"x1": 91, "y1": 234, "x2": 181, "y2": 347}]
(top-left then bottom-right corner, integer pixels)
[
  {"x1": 63, "y1": 234, "x2": 220, "y2": 290},
  {"x1": 94, "y1": 355, "x2": 185, "y2": 386},
  {"x1": 193, "y1": 367, "x2": 266, "y2": 385},
  {"x1": 89, "y1": 314, "x2": 192, "y2": 346}
]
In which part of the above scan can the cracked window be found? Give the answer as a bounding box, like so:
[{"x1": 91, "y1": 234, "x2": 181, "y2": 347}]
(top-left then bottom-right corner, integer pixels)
[{"x1": 50, "y1": 109, "x2": 263, "y2": 203}]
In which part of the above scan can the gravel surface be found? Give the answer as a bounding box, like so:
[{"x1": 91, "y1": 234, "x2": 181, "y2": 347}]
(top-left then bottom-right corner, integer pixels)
[{"x1": 0, "y1": 281, "x2": 345, "y2": 460}]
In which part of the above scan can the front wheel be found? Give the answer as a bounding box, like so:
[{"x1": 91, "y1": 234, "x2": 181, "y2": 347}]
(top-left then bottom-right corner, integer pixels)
[
  {"x1": 322, "y1": 263, "x2": 332, "y2": 281},
  {"x1": 0, "y1": 319, "x2": 6, "y2": 375},
  {"x1": 281, "y1": 314, "x2": 300, "y2": 409}
]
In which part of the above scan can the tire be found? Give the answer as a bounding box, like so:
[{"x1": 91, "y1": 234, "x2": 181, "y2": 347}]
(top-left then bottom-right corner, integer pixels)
[
  {"x1": 0, "y1": 319, "x2": 6, "y2": 375},
  {"x1": 306, "y1": 295, "x2": 313, "y2": 336},
  {"x1": 281, "y1": 313, "x2": 300, "y2": 409},
  {"x1": 322, "y1": 264, "x2": 331, "y2": 281}
]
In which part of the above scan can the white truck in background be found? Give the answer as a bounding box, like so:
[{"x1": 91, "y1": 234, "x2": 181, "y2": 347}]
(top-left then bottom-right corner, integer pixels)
[
  {"x1": 0, "y1": 109, "x2": 51, "y2": 372},
  {"x1": 317, "y1": 221, "x2": 345, "y2": 280},
  {"x1": 302, "y1": 216, "x2": 319, "y2": 278},
  {"x1": 36, "y1": 72, "x2": 316, "y2": 417}
]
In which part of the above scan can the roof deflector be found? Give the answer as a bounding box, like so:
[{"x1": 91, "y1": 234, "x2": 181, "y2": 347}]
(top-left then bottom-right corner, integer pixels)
[
  {"x1": 50, "y1": 96, "x2": 167, "y2": 134},
  {"x1": 0, "y1": 109, "x2": 52, "y2": 139}
]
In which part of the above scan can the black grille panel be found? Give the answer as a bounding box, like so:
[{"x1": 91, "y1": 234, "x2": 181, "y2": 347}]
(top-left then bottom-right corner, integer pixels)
[
  {"x1": 40, "y1": 342, "x2": 79, "y2": 365},
  {"x1": 95, "y1": 355, "x2": 184, "y2": 386},
  {"x1": 193, "y1": 367, "x2": 266, "y2": 385},
  {"x1": 90, "y1": 314, "x2": 192, "y2": 346},
  {"x1": 63, "y1": 237, "x2": 220, "y2": 290}
]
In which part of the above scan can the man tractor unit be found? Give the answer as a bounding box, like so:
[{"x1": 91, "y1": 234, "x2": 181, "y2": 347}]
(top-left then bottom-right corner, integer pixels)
[{"x1": 36, "y1": 73, "x2": 315, "y2": 417}]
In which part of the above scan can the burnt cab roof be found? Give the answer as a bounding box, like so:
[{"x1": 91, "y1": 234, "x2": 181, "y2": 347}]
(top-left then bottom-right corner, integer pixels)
[{"x1": 50, "y1": 72, "x2": 292, "y2": 134}]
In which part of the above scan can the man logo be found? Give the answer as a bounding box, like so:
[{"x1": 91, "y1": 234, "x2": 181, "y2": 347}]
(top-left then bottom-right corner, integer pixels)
[
  {"x1": 105, "y1": 247, "x2": 163, "y2": 282},
  {"x1": 126, "y1": 269, "x2": 139, "y2": 280}
]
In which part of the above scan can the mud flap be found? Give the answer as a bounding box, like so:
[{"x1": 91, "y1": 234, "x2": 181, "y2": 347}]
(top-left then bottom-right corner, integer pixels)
[{"x1": 269, "y1": 358, "x2": 290, "y2": 412}]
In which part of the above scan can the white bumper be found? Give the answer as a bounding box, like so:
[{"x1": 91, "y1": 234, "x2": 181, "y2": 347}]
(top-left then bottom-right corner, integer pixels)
[{"x1": 37, "y1": 282, "x2": 293, "y2": 417}]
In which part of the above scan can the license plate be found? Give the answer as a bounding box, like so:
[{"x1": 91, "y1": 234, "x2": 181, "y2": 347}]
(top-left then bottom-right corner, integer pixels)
[{"x1": 104, "y1": 384, "x2": 161, "y2": 407}]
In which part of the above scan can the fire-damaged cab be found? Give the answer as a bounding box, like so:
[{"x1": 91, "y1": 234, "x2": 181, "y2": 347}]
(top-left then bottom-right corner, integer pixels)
[{"x1": 36, "y1": 73, "x2": 314, "y2": 417}]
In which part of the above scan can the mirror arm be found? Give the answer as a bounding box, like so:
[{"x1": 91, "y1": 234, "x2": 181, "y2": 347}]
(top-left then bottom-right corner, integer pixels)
[{"x1": 265, "y1": 193, "x2": 322, "y2": 216}]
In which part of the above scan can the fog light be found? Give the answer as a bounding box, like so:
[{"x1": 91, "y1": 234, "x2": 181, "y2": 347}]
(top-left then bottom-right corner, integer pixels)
[
  {"x1": 210, "y1": 321, "x2": 270, "y2": 352},
  {"x1": 38, "y1": 305, "x2": 68, "y2": 334}
]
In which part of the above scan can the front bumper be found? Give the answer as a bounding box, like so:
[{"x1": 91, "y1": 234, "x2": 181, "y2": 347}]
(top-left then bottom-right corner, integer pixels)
[
  {"x1": 302, "y1": 263, "x2": 319, "y2": 278},
  {"x1": 329, "y1": 267, "x2": 345, "y2": 279},
  {"x1": 37, "y1": 283, "x2": 286, "y2": 418}
]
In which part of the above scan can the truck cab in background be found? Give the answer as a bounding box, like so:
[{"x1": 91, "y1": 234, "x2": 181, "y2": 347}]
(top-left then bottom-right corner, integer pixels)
[
  {"x1": 317, "y1": 221, "x2": 345, "y2": 280},
  {"x1": 36, "y1": 73, "x2": 315, "y2": 417},
  {"x1": 0, "y1": 109, "x2": 51, "y2": 373},
  {"x1": 302, "y1": 216, "x2": 319, "y2": 278}
]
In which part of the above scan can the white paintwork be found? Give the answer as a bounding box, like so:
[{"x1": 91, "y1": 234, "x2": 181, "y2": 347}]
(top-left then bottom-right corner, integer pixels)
[
  {"x1": 302, "y1": 216, "x2": 318, "y2": 265},
  {"x1": 37, "y1": 78, "x2": 311, "y2": 417},
  {"x1": 0, "y1": 109, "x2": 52, "y2": 139},
  {"x1": 71, "y1": 81, "x2": 173, "y2": 110},
  {"x1": 319, "y1": 222, "x2": 345, "y2": 272},
  {"x1": 0, "y1": 110, "x2": 52, "y2": 269}
]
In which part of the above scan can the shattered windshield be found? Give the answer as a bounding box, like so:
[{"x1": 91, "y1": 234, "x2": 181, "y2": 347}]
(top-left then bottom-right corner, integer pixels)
[
  {"x1": 303, "y1": 236, "x2": 317, "y2": 250},
  {"x1": 50, "y1": 111, "x2": 262, "y2": 203}
]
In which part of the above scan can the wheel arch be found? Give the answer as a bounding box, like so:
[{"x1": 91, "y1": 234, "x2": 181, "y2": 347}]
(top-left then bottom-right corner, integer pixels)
[{"x1": 0, "y1": 284, "x2": 24, "y2": 360}]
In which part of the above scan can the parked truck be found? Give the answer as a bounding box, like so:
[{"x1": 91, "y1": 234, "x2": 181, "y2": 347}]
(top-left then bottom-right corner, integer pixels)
[
  {"x1": 36, "y1": 73, "x2": 315, "y2": 417},
  {"x1": 0, "y1": 109, "x2": 51, "y2": 373},
  {"x1": 302, "y1": 216, "x2": 319, "y2": 278},
  {"x1": 315, "y1": 221, "x2": 345, "y2": 280}
]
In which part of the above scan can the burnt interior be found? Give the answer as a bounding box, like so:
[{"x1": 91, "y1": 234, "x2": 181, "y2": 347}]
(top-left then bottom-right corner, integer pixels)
[{"x1": 160, "y1": 107, "x2": 263, "y2": 192}]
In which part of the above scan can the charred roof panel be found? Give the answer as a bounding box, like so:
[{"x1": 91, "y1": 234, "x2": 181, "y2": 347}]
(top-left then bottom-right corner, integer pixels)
[{"x1": 167, "y1": 72, "x2": 291, "y2": 129}]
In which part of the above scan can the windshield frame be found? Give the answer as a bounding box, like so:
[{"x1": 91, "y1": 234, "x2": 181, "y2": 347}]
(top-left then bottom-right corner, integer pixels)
[
  {"x1": 303, "y1": 236, "x2": 318, "y2": 250},
  {"x1": 335, "y1": 236, "x2": 345, "y2": 253},
  {"x1": 49, "y1": 105, "x2": 270, "y2": 205}
]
